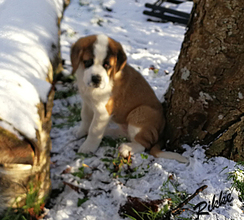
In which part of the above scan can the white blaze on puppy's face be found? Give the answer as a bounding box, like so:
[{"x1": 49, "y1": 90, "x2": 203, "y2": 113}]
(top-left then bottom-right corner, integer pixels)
[
  {"x1": 83, "y1": 34, "x2": 109, "y2": 89},
  {"x1": 94, "y1": 34, "x2": 109, "y2": 64}
]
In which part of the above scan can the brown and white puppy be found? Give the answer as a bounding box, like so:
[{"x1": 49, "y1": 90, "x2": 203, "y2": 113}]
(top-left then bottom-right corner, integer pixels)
[{"x1": 71, "y1": 34, "x2": 188, "y2": 163}]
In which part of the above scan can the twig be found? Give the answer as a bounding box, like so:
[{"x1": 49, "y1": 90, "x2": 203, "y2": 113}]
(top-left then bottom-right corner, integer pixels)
[
  {"x1": 172, "y1": 185, "x2": 208, "y2": 215},
  {"x1": 163, "y1": 185, "x2": 208, "y2": 219}
]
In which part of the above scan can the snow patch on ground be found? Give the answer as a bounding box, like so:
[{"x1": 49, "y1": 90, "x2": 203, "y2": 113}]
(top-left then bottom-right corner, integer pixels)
[{"x1": 46, "y1": 0, "x2": 244, "y2": 220}]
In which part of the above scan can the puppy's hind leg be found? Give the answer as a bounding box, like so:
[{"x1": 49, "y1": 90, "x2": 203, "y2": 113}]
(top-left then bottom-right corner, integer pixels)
[
  {"x1": 73, "y1": 102, "x2": 93, "y2": 138},
  {"x1": 119, "y1": 106, "x2": 161, "y2": 157},
  {"x1": 118, "y1": 125, "x2": 146, "y2": 157},
  {"x1": 119, "y1": 124, "x2": 188, "y2": 163}
]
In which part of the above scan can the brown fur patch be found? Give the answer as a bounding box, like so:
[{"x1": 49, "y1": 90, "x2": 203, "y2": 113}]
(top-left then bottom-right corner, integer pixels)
[
  {"x1": 105, "y1": 98, "x2": 114, "y2": 115},
  {"x1": 107, "y1": 37, "x2": 127, "y2": 77},
  {"x1": 70, "y1": 35, "x2": 97, "y2": 73}
]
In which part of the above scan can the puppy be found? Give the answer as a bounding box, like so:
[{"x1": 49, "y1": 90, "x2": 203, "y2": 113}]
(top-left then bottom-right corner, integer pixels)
[{"x1": 70, "y1": 34, "x2": 188, "y2": 163}]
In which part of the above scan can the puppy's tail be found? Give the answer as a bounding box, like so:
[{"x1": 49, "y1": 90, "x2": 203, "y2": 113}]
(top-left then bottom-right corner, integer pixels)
[{"x1": 150, "y1": 144, "x2": 188, "y2": 163}]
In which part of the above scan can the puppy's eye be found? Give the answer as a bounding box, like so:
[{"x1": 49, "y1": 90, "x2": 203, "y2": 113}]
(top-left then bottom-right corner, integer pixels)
[
  {"x1": 83, "y1": 59, "x2": 93, "y2": 68},
  {"x1": 103, "y1": 61, "x2": 111, "y2": 70}
]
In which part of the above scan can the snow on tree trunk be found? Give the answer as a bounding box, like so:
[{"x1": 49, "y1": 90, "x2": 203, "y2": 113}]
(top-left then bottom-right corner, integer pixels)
[
  {"x1": 164, "y1": 0, "x2": 244, "y2": 161},
  {"x1": 0, "y1": 0, "x2": 66, "y2": 214},
  {"x1": 0, "y1": 66, "x2": 56, "y2": 214}
]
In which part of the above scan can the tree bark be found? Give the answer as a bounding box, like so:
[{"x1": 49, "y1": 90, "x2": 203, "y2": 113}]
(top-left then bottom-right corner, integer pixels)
[{"x1": 164, "y1": 0, "x2": 244, "y2": 161}]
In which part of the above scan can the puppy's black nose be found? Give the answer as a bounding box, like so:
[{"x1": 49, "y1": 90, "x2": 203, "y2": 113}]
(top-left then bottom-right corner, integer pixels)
[{"x1": 91, "y1": 74, "x2": 101, "y2": 87}]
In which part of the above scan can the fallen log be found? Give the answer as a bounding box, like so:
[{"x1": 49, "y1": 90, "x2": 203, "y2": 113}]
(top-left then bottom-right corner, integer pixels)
[{"x1": 0, "y1": 0, "x2": 67, "y2": 214}]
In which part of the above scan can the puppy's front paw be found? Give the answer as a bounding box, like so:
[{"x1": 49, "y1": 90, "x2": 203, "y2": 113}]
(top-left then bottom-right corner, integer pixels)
[
  {"x1": 77, "y1": 140, "x2": 99, "y2": 154},
  {"x1": 72, "y1": 125, "x2": 87, "y2": 139},
  {"x1": 77, "y1": 144, "x2": 91, "y2": 154}
]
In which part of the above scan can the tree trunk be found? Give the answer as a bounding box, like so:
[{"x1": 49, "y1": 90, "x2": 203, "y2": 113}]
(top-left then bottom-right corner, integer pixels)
[{"x1": 164, "y1": 0, "x2": 244, "y2": 161}]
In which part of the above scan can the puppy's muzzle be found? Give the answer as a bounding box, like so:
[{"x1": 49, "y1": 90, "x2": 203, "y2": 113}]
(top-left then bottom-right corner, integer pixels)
[{"x1": 91, "y1": 74, "x2": 101, "y2": 88}]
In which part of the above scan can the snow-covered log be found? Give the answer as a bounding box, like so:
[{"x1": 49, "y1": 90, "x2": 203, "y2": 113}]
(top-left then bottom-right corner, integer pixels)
[{"x1": 0, "y1": 0, "x2": 65, "y2": 213}]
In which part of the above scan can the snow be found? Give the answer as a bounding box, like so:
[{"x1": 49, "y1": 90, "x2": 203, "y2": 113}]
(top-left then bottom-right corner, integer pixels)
[
  {"x1": 44, "y1": 1, "x2": 244, "y2": 220},
  {"x1": 0, "y1": 0, "x2": 63, "y2": 139},
  {"x1": 0, "y1": 0, "x2": 243, "y2": 219}
]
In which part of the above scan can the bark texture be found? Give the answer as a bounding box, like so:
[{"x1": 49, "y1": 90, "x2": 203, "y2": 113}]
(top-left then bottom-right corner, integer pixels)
[{"x1": 164, "y1": 0, "x2": 244, "y2": 161}]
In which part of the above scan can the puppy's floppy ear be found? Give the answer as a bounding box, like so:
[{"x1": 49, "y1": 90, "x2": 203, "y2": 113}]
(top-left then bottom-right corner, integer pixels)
[
  {"x1": 115, "y1": 42, "x2": 127, "y2": 73},
  {"x1": 70, "y1": 43, "x2": 82, "y2": 74}
]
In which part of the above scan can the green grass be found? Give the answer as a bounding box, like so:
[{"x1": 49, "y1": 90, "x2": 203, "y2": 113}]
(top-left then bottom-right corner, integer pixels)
[
  {"x1": 77, "y1": 197, "x2": 89, "y2": 207},
  {"x1": 54, "y1": 88, "x2": 77, "y2": 100},
  {"x1": 100, "y1": 148, "x2": 150, "y2": 179},
  {"x1": 101, "y1": 153, "x2": 133, "y2": 178},
  {"x1": 100, "y1": 136, "x2": 128, "y2": 148},
  {"x1": 54, "y1": 82, "x2": 77, "y2": 100},
  {"x1": 1, "y1": 182, "x2": 45, "y2": 220},
  {"x1": 53, "y1": 77, "x2": 81, "y2": 128},
  {"x1": 126, "y1": 207, "x2": 165, "y2": 220},
  {"x1": 160, "y1": 177, "x2": 189, "y2": 207},
  {"x1": 71, "y1": 166, "x2": 86, "y2": 179},
  {"x1": 79, "y1": 0, "x2": 90, "y2": 6},
  {"x1": 76, "y1": 152, "x2": 93, "y2": 159},
  {"x1": 227, "y1": 161, "x2": 244, "y2": 201},
  {"x1": 52, "y1": 103, "x2": 81, "y2": 128},
  {"x1": 1, "y1": 209, "x2": 28, "y2": 220}
]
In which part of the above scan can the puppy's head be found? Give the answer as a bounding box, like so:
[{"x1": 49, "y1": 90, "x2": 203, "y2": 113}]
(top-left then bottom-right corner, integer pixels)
[{"x1": 70, "y1": 34, "x2": 127, "y2": 89}]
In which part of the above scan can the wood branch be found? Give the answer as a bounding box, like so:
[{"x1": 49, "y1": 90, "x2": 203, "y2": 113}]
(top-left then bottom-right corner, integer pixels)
[{"x1": 164, "y1": 185, "x2": 208, "y2": 218}]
